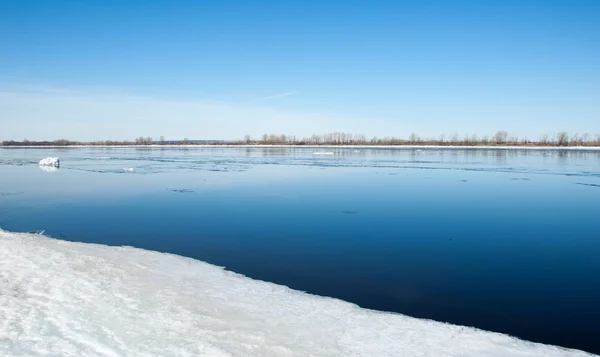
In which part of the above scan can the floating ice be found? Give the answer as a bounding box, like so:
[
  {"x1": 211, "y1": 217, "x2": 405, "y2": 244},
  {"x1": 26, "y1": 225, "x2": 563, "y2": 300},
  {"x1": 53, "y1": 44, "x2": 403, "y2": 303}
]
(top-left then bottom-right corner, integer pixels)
[
  {"x1": 26, "y1": 230, "x2": 46, "y2": 235},
  {"x1": 0, "y1": 230, "x2": 594, "y2": 357},
  {"x1": 38, "y1": 157, "x2": 60, "y2": 167},
  {"x1": 0, "y1": 192, "x2": 23, "y2": 197},
  {"x1": 168, "y1": 188, "x2": 194, "y2": 193},
  {"x1": 38, "y1": 165, "x2": 58, "y2": 172},
  {"x1": 575, "y1": 182, "x2": 600, "y2": 188},
  {"x1": 122, "y1": 167, "x2": 134, "y2": 172},
  {"x1": 313, "y1": 151, "x2": 334, "y2": 155}
]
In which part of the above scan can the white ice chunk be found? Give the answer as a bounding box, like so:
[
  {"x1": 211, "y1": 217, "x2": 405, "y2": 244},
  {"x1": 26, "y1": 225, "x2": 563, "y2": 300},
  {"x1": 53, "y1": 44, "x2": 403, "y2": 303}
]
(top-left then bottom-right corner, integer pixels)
[
  {"x1": 39, "y1": 157, "x2": 60, "y2": 167},
  {"x1": 313, "y1": 151, "x2": 334, "y2": 155},
  {"x1": 38, "y1": 165, "x2": 58, "y2": 172},
  {"x1": 122, "y1": 167, "x2": 134, "y2": 172},
  {"x1": 0, "y1": 230, "x2": 594, "y2": 357}
]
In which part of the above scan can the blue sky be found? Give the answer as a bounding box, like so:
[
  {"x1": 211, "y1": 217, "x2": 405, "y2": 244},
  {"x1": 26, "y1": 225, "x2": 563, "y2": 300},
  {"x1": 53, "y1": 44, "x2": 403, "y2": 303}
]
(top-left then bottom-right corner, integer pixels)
[{"x1": 1, "y1": 0, "x2": 599, "y2": 141}]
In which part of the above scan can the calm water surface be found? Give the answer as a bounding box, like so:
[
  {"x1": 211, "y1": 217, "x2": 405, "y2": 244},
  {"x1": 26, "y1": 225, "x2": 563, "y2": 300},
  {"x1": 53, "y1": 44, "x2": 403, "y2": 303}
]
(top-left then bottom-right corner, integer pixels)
[{"x1": 1, "y1": 147, "x2": 600, "y2": 353}]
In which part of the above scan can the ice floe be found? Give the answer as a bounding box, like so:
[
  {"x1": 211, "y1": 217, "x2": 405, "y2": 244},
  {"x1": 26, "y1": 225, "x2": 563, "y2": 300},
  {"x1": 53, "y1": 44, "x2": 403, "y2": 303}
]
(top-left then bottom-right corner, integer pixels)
[
  {"x1": 38, "y1": 165, "x2": 58, "y2": 172},
  {"x1": 38, "y1": 157, "x2": 60, "y2": 167},
  {"x1": 0, "y1": 230, "x2": 595, "y2": 357}
]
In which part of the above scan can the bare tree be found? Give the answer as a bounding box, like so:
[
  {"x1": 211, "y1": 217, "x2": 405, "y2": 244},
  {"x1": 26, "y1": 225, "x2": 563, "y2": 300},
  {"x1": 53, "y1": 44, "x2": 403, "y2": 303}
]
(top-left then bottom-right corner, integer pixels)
[
  {"x1": 582, "y1": 133, "x2": 591, "y2": 145},
  {"x1": 409, "y1": 133, "x2": 420, "y2": 144},
  {"x1": 557, "y1": 132, "x2": 569, "y2": 146},
  {"x1": 494, "y1": 131, "x2": 508, "y2": 145}
]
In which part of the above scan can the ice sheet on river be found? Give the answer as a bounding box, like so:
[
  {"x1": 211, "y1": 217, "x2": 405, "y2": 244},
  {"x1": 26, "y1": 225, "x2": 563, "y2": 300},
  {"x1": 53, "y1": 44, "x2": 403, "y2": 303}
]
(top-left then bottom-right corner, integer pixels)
[{"x1": 0, "y1": 230, "x2": 594, "y2": 357}]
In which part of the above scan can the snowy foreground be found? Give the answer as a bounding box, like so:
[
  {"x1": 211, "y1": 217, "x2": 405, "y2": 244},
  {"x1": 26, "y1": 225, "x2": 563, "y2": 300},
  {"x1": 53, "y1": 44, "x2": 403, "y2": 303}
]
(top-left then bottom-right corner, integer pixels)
[{"x1": 0, "y1": 231, "x2": 595, "y2": 357}]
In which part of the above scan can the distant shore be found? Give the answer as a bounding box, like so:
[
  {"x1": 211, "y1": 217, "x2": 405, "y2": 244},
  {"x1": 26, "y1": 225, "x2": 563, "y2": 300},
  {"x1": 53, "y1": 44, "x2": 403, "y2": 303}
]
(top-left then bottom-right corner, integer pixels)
[
  {"x1": 2, "y1": 144, "x2": 600, "y2": 150},
  {"x1": 4, "y1": 131, "x2": 600, "y2": 149}
]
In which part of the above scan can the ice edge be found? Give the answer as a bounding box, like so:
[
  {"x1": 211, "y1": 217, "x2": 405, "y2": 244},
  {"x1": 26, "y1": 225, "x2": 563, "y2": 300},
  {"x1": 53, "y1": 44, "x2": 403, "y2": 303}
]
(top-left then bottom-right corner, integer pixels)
[{"x1": 0, "y1": 229, "x2": 595, "y2": 357}]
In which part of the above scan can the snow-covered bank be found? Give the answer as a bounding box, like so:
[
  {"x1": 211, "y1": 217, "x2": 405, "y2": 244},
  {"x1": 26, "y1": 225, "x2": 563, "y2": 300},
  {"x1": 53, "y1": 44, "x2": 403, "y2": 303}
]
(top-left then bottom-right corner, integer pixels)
[{"x1": 0, "y1": 231, "x2": 594, "y2": 357}]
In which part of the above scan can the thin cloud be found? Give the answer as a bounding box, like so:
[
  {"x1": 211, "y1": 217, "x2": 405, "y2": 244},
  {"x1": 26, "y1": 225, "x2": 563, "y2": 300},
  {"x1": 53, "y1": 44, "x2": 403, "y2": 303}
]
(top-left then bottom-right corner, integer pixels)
[
  {"x1": 0, "y1": 86, "x2": 366, "y2": 141},
  {"x1": 246, "y1": 91, "x2": 297, "y2": 103}
]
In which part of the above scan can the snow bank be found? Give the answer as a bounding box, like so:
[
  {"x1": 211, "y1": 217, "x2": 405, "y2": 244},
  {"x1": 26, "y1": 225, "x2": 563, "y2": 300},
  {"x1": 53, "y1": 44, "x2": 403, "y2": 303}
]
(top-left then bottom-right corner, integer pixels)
[
  {"x1": 0, "y1": 230, "x2": 594, "y2": 357},
  {"x1": 38, "y1": 157, "x2": 60, "y2": 167}
]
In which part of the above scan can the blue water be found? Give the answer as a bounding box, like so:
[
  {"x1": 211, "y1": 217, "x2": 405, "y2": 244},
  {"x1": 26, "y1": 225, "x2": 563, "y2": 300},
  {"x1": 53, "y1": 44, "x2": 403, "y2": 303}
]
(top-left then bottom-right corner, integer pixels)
[{"x1": 1, "y1": 147, "x2": 600, "y2": 354}]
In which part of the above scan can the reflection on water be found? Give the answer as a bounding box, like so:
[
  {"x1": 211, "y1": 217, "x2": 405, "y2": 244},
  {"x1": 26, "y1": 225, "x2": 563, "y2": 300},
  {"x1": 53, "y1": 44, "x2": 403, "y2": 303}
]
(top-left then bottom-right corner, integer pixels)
[
  {"x1": 1, "y1": 147, "x2": 600, "y2": 354},
  {"x1": 2, "y1": 147, "x2": 600, "y2": 172}
]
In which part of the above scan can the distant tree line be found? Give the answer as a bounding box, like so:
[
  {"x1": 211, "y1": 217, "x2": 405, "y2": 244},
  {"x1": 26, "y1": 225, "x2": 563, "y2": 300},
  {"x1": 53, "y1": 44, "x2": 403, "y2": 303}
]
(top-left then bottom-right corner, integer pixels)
[
  {"x1": 1, "y1": 136, "x2": 167, "y2": 146},
  {"x1": 0, "y1": 139, "x2": 136, "y2": 146},
  {"x1": 2, "y1": 131, "x2": 600, "y2": 147},
  {"x1": 238, "y1": 131, "x2": 600, "y2": 147}
]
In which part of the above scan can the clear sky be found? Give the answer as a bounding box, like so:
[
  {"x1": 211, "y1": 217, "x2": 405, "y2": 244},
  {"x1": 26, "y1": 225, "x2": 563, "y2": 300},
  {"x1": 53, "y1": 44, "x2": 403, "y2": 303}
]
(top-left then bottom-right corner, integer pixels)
[{"x1": 1, "y1": 0, "x2": 599, "y2": 141}]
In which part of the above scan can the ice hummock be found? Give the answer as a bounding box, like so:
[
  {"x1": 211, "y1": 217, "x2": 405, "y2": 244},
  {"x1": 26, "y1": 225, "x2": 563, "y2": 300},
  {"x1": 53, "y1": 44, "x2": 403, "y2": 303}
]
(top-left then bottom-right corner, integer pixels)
[
  {"x1": 38, "y1": 157, "x2": 60, "y2": 167},
  {"x1": 0, "y1": 230, "x2": 594, "y2": 357}
]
